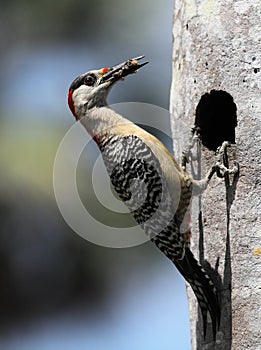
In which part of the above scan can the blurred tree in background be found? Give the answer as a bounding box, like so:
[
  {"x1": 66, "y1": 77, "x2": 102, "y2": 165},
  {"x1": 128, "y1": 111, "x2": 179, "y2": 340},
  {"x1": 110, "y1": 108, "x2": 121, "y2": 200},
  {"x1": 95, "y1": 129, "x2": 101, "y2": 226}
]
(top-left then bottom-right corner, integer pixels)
[{"x1": 0, "y1": 1, "x2": 191, "y2": 349}]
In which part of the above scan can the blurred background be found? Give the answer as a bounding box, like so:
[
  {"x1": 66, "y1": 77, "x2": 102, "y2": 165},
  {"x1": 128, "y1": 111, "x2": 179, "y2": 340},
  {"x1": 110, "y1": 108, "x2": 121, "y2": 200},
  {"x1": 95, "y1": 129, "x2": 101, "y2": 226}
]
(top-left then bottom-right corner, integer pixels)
[{"x1": 0, "y1": 0, "x2": 191, "y2": 349}]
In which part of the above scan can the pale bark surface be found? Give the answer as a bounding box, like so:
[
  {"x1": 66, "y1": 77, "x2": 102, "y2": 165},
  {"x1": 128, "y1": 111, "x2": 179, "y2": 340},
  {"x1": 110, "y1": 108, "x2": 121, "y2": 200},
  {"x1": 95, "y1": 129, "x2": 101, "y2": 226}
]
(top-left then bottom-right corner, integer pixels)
[{"x1": 170, "y1": 1, "x2": 261, "y2": 349}]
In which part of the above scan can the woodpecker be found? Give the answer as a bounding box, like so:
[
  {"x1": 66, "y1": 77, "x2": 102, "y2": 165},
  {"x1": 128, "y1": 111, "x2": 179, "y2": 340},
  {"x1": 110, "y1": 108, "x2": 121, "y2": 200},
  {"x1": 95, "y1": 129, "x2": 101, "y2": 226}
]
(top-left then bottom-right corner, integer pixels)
[{"x1": 68, "y1": 56, "x2": 229, "y2": 339}]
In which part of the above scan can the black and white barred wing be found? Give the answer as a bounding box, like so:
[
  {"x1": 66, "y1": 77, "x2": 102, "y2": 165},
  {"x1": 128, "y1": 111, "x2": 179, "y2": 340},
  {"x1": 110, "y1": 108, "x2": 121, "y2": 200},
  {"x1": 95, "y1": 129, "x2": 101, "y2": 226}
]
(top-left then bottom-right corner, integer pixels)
[{"x1": 99, "y1": 134, "x2": 186, "y2": 258}]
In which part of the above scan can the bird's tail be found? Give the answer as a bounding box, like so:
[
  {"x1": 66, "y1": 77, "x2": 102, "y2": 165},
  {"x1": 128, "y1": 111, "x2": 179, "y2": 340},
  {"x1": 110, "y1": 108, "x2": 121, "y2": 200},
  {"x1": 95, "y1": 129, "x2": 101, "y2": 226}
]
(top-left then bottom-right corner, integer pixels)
[{"x1": 174, "y1": 248, "x2": 220, "y2": 339}]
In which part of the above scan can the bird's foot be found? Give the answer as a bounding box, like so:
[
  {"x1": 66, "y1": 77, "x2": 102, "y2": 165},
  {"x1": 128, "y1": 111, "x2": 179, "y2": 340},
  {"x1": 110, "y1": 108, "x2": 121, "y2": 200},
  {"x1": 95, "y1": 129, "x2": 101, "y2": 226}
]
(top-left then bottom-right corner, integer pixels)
[
  {"x1": 206, "y1": 141, "x2": 239, "y2": 181},
  {"x1": 181, "y1": 128, "x2": 200, "y2": 171},
  {"x1": 192, "y1": 141, "x2": 239, "y2": 195}
]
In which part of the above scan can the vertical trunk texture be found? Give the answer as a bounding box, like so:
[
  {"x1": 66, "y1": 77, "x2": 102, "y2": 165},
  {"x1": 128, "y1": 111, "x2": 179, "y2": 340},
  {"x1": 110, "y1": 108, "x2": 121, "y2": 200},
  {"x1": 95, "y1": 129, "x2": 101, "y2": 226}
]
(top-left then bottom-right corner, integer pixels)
[{"x1": 170, "y1": 1, "x2": 261, "y2": 349}]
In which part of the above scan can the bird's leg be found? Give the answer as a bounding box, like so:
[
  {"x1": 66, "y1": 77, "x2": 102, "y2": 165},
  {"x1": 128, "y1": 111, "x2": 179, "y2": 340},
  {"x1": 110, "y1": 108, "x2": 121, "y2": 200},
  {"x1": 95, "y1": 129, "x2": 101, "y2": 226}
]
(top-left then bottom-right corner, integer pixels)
[
  {"x1": 192, "y1": 141, "x2": 239, "y2": 195},
  {"x1": 181, "y1": 127, "x2": 200, "y2": 171},
  {"x1": 205, "y1": 141, "x2": 239, "y2": 181}
]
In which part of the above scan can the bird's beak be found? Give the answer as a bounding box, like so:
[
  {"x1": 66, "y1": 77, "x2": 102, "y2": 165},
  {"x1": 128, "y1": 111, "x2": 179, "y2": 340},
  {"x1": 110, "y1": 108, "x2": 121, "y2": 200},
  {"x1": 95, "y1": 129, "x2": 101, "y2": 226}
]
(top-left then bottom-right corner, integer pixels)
[{"x1": 100, "y1": 55, "x2": 148, "y2": 84}]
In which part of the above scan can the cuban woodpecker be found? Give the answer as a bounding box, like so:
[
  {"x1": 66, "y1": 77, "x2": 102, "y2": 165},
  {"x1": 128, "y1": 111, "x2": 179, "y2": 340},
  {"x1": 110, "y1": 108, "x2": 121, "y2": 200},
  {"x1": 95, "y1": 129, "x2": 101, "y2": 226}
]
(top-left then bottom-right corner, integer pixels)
[{"x1": 68, "y1": 56, "x2": 236, "y2": 339}]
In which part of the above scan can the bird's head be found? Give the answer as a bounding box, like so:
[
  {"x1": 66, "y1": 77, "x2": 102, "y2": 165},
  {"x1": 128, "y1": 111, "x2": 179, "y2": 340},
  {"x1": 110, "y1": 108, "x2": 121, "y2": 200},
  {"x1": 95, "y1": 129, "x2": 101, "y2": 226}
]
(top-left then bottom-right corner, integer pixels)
[{"x1": 68, "y1": 56, "x2": 148, "y2": 120}]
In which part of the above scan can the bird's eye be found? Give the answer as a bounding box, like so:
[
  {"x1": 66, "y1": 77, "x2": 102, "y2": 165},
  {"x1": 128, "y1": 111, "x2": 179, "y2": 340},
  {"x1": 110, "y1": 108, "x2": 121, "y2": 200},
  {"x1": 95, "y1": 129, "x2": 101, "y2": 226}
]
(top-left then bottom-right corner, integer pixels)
[{"x1": 84, "y1": 74, "x2": 96, "y2": 86}]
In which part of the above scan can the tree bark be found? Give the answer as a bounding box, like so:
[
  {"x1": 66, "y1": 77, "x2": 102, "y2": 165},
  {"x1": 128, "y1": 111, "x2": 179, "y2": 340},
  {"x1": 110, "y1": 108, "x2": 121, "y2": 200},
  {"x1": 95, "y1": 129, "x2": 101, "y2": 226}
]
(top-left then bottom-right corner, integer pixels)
[{"x1": 170, "y1": 1, "x2": 261, "y2": 349}]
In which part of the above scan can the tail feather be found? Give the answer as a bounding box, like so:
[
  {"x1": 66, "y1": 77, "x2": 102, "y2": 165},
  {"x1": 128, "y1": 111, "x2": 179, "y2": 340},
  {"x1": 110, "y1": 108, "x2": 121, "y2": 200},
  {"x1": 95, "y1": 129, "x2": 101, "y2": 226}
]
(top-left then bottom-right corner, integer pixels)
[{"x1": 174, "y1": 248, "x2": 220, "y2": 339}]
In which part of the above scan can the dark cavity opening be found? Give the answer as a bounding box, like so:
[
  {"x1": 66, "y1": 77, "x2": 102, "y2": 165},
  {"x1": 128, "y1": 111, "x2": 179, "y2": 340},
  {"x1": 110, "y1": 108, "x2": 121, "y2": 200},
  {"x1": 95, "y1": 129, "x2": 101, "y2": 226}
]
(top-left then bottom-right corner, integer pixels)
[{"x1": 195, "y1": 90, "x2": 237, "y2": 151}]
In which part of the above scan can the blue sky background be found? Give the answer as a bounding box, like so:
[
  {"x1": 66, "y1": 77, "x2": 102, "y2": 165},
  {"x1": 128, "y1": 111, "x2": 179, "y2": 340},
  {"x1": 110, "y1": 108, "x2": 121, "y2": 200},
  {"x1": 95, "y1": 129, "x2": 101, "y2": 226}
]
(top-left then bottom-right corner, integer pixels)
[{"x1": 0, "y1": 1, "x2": 192, "y2": 349}]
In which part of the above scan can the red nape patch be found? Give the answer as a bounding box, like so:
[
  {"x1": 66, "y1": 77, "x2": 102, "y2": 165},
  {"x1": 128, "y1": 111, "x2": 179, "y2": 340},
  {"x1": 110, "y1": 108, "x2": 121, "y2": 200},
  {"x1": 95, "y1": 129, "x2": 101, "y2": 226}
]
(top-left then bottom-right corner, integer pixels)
[
  {"x1": 68, "y1": 89, "x2": 78, "y2": 120},
  {"x1": 101, "y1": 67, "x2": 110, "y2": 74},
  {"x1": 92, "y1": 134, "x2": 101, "y2": 145}
]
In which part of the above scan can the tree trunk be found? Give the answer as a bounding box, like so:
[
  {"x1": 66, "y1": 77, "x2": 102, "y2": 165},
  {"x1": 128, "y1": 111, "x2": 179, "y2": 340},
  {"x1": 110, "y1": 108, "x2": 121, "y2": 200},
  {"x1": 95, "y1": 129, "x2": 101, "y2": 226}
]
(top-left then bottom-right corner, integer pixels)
[{"x1": 170, "y1": 1, "x2": 261, "y2": 349}]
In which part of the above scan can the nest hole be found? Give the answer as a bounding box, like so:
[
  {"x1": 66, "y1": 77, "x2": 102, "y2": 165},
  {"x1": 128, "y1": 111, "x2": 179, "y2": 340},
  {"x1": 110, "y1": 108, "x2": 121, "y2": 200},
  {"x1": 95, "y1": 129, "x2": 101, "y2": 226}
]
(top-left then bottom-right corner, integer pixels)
[{"x1": 195, "y1": 90, "x2": 237, "y2": 151}]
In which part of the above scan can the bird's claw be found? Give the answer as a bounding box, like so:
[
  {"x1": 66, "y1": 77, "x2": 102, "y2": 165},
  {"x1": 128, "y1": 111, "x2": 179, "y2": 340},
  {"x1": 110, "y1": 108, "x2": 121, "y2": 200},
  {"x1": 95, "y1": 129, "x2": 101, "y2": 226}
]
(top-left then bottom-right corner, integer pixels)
[
  {"x1": 181, "y1": 129, "x2": 200, "y2": 171},
  {"x1": 207, "y1": 141, "x2": 239, "y2": 181},
  {"x1": 215, "y1": 160, "x2": 239, "y2": 178}
]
